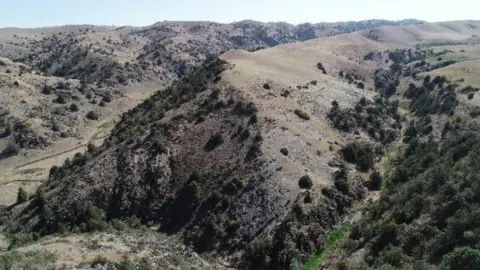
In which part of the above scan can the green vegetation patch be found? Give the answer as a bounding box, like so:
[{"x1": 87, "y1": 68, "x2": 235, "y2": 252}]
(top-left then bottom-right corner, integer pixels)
[
  {"x1": 290, "y1": 227, "x2": 347, "y2": 270},
  {"x1": 0, "y1": 250, "x2": 57, "y2": 270}
]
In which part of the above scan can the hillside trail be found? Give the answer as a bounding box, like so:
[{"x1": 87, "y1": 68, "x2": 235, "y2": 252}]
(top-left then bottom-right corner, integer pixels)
[{"x1": 0, "y1": 118, "x2": 113, "y2": 205}]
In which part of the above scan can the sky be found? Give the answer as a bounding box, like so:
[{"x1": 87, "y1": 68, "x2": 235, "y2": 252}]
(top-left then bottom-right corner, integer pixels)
[{"x1": 0, "y1": 0, "x2": 479, "y2": 28}]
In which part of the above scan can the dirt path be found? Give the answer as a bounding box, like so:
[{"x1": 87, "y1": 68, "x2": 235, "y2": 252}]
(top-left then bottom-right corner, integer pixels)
[{"x1": 14, "y1": 133, "x2": 108, "y2": 170}]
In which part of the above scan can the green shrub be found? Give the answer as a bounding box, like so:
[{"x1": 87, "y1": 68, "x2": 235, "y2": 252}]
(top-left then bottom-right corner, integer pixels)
[
  {"x1": 294, "y1": 109, "x2": 310, "y2": 120},
  {"x1": 468, "y1": 93, "x2": 475, "y2": 100},
  {"x1": 8, "y1": 233, "x2": 40, "y2": 250},
  {"x1": 119, "y1": 258, "x2": 136, "y2": 270},
  {"x1": 299, "y1": 175, "x2": 313, "y2": 189},
  {"x1": 263, "y1": 83, "x2": 271, "y2": 90},
  {"x1": 55, "y1": 94, "x2": 68, "y2": 104},
  {"x1": 243, "y1": 237, "x2": 273, "y2": 269},
  {"x1": 341, "y1": 142, "x2": 375, "y2": 172},
  {"x1": 204, "y1": 132, "x2": 223, "y2": 151},
  {"x1": 42, "y1": 85, "x2": 53, "y2": 94},
  {"x1": 0, "y1": 250, "x2": 56, "y2": 269},
  {"x1": 441, "y1": 247, "x2": 480, "y2": 270},
  {"x1": 2, "y1": 140, "x2": 20, "y2": 157},
  {"x1": 368, "y1": 171, "x2": 382, "y2": 190},
  {"x1": 17, "y1": 187, "x2": 28, "y2": 204},
  {"x1": 280, "y1": 148, "x2": 289, "y2": 156},
  {"x1": 34, "y1": 187, "x2": 46, "y2": 209},
  {"x1": 90, "y1": 255, "x2": 109, "y2": 267},
  {"x1": 86, "y1": 111, "x2": 99, "y2": 120},
  {"x1": 69, "y1": 103, "x2": 79, "y2": 112}
]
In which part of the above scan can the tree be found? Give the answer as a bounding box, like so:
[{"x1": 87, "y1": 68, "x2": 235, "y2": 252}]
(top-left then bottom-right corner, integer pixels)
[
  {"x1": 69, "y1": 103, "x2": 79, "y2": 112},
  {"x1": 86, "y1": 111, "x2": 99, "y2": 120},
  {"x1": 441, "y1": 247, "x2": 480, "y2": 270},
  {"x1": 35, "y1": 187, "x2": 47, "y2": 209},
  {"x1": 298, "y1": 175, "x2": 313, "y2": 189},
  {"x1": 42, "y1": 85, "x2": 53, "y2": 94},
  {"x1": 17, "y1": 187, "x2": 28, "y2": 203}
]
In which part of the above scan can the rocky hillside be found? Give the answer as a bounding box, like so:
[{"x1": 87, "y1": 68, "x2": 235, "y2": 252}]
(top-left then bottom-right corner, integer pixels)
[
  {"x1": 2, "y1": 20, "x2": 480, "y2": 269},
  {"x1": 0, "y1": 19, "x2": 425, "y2": 206},
  {"x1": 0, "y1": 19, "x2": 423, "y2": 158}
]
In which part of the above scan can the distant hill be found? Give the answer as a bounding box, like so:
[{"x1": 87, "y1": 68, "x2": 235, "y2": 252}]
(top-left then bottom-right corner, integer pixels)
[{"x1": 0, "y1": 19, "x2": 425, "y2": 87}]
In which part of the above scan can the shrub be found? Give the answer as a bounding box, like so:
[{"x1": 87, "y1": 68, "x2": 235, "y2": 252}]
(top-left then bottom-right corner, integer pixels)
[
  {"x1": 341, "y1": 142, "x2": 375, "y2": 172},
  {"x1": 263, "y1": 83, "x2": 271, "y2": 90},
  {"x1": 35, "y1": 187, "x2": 46, "y2": 209},
  {"x1": 368, "y1": 171, "x2": 382, "y2": 190},
  {"x1": 55, "y1": 94, "x2": 68, "y2": 104},
  {"x1": 69, "y1": 103, "x2": 79, "y2": 112},
  {"x1": 90, "y1": 255, "x2": 109, "y2": 267},
  {"x1": 468, "y1": 93, "x2": 475, "y2": 100},
  {"x1": 102, "y1": 95, "x2": 112, "y2": 103},
  {"x1": 317, "y1": 62, "x2": 327, "y2": 74},
  {"x1": 243, "y1": 237, "x2": 273, "y2": 269},
  {"x1": 294, "y1": 109, "x2": 310, "y2": 120},
  {"x1": 42, "y1": 85, "x2": 53, "y2": 94},
  {"x1": 119, "y1": 258, "x2": 136, "y2": 270},
  {"x1": 17, "y1": 187, "x2": 28, "y2": 204},
  {"x1": 204, "y1": 132, "x2": 223, "y2": 151},
  {"x1": 99, "y1": 100, "x2": 106, "y2": 107},
  {"x1": 298, "y1": 175, "x2": 313, "y2": 189},
  {"x1": 13, "y1": 81, "x2": 19, "y2": 87},
  {"x1": 3, "y1": 140, "x2": 20, "y2": 157},
  {"x1": 7, "y1": 233, "x2": 40, "y2": 250},
  {"x1": 280, "y1": 148, "x2": 289, "y2": 156},
  {"x1": 86, "y1": 111, "x2": 99, "y2": 120},
  {"x1": 304, "y1": 191, "x2": 313, "y2": 203},
  {"x1": 281, "y1": 90, "x2": 290, "y2": 97}
]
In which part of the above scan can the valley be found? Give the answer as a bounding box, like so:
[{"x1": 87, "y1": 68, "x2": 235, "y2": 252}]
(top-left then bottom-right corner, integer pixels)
[{"x1": 1, "y1": 18, "x2": 480, "y2": 270}]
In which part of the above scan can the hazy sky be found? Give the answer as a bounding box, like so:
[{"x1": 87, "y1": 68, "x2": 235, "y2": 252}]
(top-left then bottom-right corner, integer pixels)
[{"x1": 1, "y1": 0, "x2": 479, "y2": 28}]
